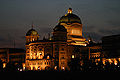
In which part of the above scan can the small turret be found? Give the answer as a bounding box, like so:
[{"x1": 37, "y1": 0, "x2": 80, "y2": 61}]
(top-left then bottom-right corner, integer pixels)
[
  {"x1": 26, "y1": 24, "x2": 39, "y2": 43},
  {"x1": 68, "y1": 8, "x2": 72, "y2": 14}
]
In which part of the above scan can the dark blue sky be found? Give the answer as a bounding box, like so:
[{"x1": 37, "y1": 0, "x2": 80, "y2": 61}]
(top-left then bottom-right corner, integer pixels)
[{"x1": 0, "y1": 0, "x2": 120, "y2": 48}]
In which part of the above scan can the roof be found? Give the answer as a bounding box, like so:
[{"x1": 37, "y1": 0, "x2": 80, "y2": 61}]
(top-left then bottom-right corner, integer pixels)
[
  {"x1": 53, "y1": 24, "x2": 67, "y2": 32},
  {"x1": 0, "y1": 48, "x2": 25, "y2": 54},
  {"x1": 26, "y1": 28, "x2": 38, "y2": 36},
  {"x1": 59, "y1": 13, "x2": 82, "y2": 24}
]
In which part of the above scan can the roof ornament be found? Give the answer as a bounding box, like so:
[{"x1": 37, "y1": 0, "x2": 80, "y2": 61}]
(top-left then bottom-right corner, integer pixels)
[{"x1": 68, "y1": 8, "x2": 72, "y2": 14}]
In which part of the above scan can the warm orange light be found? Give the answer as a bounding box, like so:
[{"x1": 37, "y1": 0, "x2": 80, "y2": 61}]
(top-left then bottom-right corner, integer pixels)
[
  {"x1": 47, "y1": 56, "x2": 50, "y2": 59},
  {"x1": 33, "y1": 38, "x2": 34, "y2": 41},
  {"x1": 54, "y1": 66, "x2": 57, "y2": 70},
  {"x1": 3, "y1": 63, "x2": 6, "y2": 68},
  {"x1": 33, "y1": 55, "x2": 36, "y2": 59},
  {"x1": 62, "y1": 66, "x2": 65, "y2": 70},
  {"x1": 114, "y1": 60, "x2": 118, "y2": 65},
  {"x1": 89, "y1": 40, "x2": 91, "y2": 42},
  {"x1": 22, "y1": 63, "x2": 25, "y2": 70},
  {"x1": 39, "y1": 52, "x2": 42, "y2": 55},
  {"x1": 119, "y1": 58, "x2": 120, "y2": 62},
  {"x1": 108, "y1": 59, "x2": 112, "y2": 64},
  {"x1": 84, "y1": 44, "x2": 87, "y2": 46},
  {"x1": 68, "y1": 8, "x2": 72, "y2": 14},
  {"x1": 72, "y1": 55, "x2": 75, "y2": 59},
  {"x1": 20, "y1": 69, "x2": 23, "y2": 71},
  {"x1": 102, "y1": 60, "x2": 106, "y2": 65}
]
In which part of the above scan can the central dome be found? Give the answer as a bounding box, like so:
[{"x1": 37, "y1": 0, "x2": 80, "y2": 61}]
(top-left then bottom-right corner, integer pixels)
[
  {"x1": 53, "y1": 24, "x2": 67, "y2": 32},
  {"x1": 59, "y1": 8, "x2": 82, "y2": 24}
]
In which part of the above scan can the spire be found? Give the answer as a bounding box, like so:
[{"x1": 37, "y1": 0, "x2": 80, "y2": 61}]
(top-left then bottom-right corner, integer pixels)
[
  {"x1": 68, "y1": 8, "x2": 72, "y2": 14},
  {"x1": 31, "y1": 21, "x2": 34, "y2": 29}
]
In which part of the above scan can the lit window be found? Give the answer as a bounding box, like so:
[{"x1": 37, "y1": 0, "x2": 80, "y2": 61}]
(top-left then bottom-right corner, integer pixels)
[
  {"x1": 62, "y1": 66, "x2": 65, "y2": 70},
  {"x1": 89, "y1": 40, "x2": 91, "y2": 42},
  {"x1": 23, "y1": 66, "x2": 25, "y2": 70},
  {"x1": 3, "y1": 63, "x2": 6, "y2": 68},
  {"x1": 47, "y1": 55, "x2": 50, "y2": 59},
  {"x1": 54, "y1": 66, "x2": 57, "y2": 70},
  {"x1": 72, "y1": 55, "x2": 75, "y2": 59},
  {"x1": 39, "y1": 52, "x2": 42, "y2": 55},
  {"x1": 72, "y1": 30, "x2": 80, "y2": 34},
  {"x1": 115, "y1": 62, "x2": 117, "y2": 65},
  {"x1": 114, "y1": 60, "x2": 118, "y2": 65},
  {"x1": 20, "y1": 69, "x2": 23, "y2": 71}
]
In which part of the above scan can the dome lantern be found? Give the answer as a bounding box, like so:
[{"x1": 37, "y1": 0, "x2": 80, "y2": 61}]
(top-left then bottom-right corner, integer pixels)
[
  {"x1": 68, "y1": 8, "x2": 72, "y2": 14},
  {"x1": 59, "y1": 8, "x2": 82, "y2": 24}
]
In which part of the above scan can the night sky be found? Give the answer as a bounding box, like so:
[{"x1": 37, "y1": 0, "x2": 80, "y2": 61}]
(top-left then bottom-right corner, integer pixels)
[{"x1": 0, "y1": 0, "x2": 120, "y2": 49}]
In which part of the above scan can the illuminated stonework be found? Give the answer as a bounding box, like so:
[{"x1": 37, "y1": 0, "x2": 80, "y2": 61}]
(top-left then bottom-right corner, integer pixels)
[
  {"x1": 25, "y1": 40, "x2": 69, "y2": 70},
  {"x1": 26, "y1": 27, "x2": 39, "y2": 44},
  {"x1": 25, "y1": 8, "x2": 89, "y2": 71},
  {"x1": 25, "y1": 24, "x2": 69, "y2": 70},
  {"x1": 59, "y1": 8, "x2": 88, "y2": 46},
  {"x1": 25, "y1": 8, "x2": 102, "y2": 71}
]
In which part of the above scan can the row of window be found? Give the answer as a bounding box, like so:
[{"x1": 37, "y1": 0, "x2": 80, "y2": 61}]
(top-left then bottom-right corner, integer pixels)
[
  {"x1": 27, "y1": 46, "x2": 66, "y2": 54},
  {"x1": 28, "y1": 61, "x2": 51, "y2": 66},
  {"x1": 26, "y1": 56, "x2": 43, "y2": 60},
  {"x1": 91, "y1": 54, "x2": 100, "y2": 58}
]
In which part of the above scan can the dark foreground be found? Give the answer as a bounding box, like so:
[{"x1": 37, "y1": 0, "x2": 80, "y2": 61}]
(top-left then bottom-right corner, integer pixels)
[{"x1": 1, "y1": 70, "x2": 119, "y2": 80}]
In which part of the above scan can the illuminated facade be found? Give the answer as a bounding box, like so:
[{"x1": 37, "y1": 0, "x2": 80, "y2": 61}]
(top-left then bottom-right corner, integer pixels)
[
  {"x1": 25, "y1": 24, "x2": 69, "y2": 70},
  {"x1": 59, "y1": 8, "x2": 88, "y2": 46},
  {"x1": 25, "y1": 8, "x2": 101, "y2": 71},
  {"x1": 0, "y1": 8, "x2": 119, "y2": 71}
]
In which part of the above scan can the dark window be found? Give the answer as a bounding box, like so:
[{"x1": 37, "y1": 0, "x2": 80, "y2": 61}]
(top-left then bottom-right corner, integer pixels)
[{"x1": 61, "y1": 48, "x2": 64, "y2": 51}]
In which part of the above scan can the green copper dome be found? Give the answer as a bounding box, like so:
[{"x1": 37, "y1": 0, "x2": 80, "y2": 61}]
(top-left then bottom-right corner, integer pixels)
[
  {"x1": 59, "y1": 8, "x2": 82, "y2": 24},
  {"x1": 26, "y1": 28, "x2": 38, "y2": 36},
  {"x1": 53, "y1": 24, "x2": 67, "y2": 32}
]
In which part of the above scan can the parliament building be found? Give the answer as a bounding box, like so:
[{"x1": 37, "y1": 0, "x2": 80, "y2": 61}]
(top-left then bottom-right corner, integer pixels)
[
  {"x1": 25, "y1": 8, "x2": 101, "y2": 70},
  {"x1": 0, "y1": 8, "x2": 120, "y2": 71}
]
